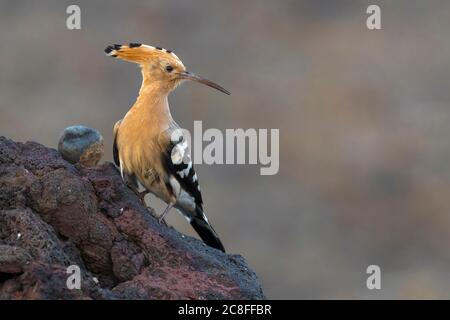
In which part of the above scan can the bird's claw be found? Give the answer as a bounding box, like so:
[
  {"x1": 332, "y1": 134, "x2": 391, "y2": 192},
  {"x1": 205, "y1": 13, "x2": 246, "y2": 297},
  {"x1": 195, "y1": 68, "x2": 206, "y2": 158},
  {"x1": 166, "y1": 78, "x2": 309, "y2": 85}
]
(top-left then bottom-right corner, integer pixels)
[
  {"x1": 156, "y1": 203, "x2": 173, "y2": 226},
  {"x1": 158, "y1": 216, "x2": 168, "y2": 226},
  {"x1": 138, "y1": 192, "x2": 147, "y2": 204}
]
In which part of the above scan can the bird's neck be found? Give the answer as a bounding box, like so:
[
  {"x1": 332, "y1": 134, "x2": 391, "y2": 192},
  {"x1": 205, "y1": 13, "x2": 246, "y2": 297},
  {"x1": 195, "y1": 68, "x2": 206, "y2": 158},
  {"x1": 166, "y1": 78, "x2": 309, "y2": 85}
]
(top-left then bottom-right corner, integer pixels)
[{"x1": 132, "y1": 77, "x2": 173, "y2": 122}]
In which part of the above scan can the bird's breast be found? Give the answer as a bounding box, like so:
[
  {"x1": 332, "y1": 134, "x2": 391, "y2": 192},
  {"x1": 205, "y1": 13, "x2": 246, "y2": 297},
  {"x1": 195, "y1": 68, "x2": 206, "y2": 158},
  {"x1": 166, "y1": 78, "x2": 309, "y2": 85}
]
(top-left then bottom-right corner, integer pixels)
[{"x1": 118, "y1": 129, "x2": 174, "y2": 202}]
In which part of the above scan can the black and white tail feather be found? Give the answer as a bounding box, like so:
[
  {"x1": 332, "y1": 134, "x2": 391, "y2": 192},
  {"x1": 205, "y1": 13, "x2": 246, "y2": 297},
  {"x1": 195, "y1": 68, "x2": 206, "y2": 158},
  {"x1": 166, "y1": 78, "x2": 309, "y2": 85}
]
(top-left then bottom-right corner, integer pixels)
[{"x1": 163, "y1": 130, "x2": 225, "y2": 252}]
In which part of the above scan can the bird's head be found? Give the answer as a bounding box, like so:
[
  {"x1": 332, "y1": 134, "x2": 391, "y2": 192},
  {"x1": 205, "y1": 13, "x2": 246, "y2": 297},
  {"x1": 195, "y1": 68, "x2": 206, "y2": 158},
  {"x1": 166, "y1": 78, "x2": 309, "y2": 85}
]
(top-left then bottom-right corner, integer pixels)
[{"x1": 105, "y1": 43, "x2": 230, "y2": 95}]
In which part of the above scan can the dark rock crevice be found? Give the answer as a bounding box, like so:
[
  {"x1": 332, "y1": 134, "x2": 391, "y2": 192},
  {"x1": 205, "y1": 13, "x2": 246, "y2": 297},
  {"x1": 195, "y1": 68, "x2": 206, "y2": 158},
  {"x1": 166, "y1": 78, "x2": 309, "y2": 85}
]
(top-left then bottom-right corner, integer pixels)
[{"x1": 0, "y1": 136, "x2": 265, "y2": 299}]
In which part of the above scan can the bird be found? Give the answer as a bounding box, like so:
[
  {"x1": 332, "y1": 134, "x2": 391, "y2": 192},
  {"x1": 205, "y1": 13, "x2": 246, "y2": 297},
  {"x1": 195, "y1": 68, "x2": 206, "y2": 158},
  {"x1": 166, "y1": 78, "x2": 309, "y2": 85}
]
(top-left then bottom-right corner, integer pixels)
[{"x1": 105, "y1": 43, "x2": 229, "y2": 252}]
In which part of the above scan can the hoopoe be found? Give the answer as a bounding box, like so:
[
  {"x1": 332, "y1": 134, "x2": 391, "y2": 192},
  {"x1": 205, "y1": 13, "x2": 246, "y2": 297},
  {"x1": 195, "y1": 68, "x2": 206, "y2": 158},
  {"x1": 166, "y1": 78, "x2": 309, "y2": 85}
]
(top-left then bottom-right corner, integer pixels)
[{"x1": 105, "y1": 43, "x2": 229, "y2": 252}]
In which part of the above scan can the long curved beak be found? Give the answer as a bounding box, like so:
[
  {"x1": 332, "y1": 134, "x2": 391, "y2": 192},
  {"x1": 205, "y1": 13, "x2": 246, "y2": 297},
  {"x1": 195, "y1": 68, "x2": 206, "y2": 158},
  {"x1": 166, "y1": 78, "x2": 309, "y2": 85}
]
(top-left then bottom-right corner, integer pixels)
[{"x1": 179, "y1": 71, "x2": 230, "y2": 95}]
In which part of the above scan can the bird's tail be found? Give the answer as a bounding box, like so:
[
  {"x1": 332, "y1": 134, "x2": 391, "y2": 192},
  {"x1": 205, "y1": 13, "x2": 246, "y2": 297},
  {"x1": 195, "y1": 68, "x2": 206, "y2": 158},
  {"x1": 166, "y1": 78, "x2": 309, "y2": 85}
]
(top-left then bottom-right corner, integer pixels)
[
  {"x1": 190, "y1": 208, "x2": 225, "y2": 252},
  {"x1": 105, "y1": 43, "x2": 165, "y2": 65}
]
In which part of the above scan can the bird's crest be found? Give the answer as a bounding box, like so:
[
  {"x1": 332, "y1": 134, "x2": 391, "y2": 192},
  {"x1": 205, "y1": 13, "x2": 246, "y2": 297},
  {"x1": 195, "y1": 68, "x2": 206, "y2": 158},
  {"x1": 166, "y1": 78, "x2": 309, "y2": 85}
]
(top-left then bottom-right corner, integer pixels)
[{"x1": 105, "y1": 43, "x2": 183, "y2": 67}]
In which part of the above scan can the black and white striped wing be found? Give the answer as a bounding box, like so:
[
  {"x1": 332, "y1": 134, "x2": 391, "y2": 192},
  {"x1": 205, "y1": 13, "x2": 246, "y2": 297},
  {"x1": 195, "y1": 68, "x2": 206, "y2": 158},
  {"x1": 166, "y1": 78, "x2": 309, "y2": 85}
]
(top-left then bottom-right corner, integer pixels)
[
  {"x1": 162, "y1": 129, "x2": 203, "y2": 210},
  {"x1": 161, "y1": 128, "x2": 225, "y2": 252}
]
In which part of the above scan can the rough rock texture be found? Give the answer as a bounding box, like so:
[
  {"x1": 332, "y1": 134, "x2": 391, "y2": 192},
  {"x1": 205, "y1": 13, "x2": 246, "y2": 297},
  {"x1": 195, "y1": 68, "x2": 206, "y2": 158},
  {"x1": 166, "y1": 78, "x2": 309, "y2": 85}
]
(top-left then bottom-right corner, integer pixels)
[{"x1": 0, "y1": 137, "x2": 265, "y2": 300}]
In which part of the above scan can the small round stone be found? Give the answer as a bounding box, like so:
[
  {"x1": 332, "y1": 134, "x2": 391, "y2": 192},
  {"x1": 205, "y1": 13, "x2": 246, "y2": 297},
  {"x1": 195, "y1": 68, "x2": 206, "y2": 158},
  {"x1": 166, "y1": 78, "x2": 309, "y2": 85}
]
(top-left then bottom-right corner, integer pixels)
[{"x1": 58, "y1": 125, "x2": 104, "y2": 166}]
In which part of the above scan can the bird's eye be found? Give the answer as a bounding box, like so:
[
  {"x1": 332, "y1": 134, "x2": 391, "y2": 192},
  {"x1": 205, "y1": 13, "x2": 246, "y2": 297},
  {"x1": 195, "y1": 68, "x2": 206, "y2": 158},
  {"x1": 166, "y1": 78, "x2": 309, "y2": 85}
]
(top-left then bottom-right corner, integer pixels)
[{"x1": 165, "y1": 65, "x2": 174, "y2": 72}]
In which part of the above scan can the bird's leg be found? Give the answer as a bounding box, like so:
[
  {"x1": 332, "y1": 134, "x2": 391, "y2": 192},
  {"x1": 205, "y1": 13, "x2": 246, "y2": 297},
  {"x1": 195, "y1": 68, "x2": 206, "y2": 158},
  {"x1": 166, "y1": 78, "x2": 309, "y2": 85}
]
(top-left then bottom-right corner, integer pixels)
[
  {"x1": 138, "y1": 190, "x2": 149, "y2": 204},
  {"x1": 136, "y1": 190, "x2": 153, "y2": 211},
  {"x1": 157, "y1": 202, "x2": 174, "y2": 225},
  {"x1": 126, "y1": 181, "x2": 150, "y2": 206}
]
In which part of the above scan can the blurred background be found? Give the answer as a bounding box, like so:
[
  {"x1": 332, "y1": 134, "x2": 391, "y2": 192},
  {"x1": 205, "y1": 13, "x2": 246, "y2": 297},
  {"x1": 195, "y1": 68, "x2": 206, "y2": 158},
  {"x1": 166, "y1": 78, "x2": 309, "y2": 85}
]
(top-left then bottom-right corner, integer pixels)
[{"x1": 1, "y1": 0, "x2": 450, "y2": 298}]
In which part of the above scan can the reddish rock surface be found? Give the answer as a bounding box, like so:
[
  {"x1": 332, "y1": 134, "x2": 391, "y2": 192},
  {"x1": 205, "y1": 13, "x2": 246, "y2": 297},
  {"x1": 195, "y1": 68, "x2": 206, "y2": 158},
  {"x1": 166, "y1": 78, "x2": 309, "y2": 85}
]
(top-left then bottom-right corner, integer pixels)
[{"x1": 0, "y1": 137, "x2": 265, "y2": 299}]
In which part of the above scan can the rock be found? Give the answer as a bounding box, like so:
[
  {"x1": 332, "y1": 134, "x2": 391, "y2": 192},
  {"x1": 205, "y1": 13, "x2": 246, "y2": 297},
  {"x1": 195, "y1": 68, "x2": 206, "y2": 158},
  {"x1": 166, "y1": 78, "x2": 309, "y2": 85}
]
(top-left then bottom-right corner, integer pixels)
[
  {"x1": 58, "y1": 125, "x2": 104, "y2": 167},
  {"x1": 0, "y1": 245, "x2": 31, "y2": 273},
  {"x1": 0, "y1": 136, "x2": 265, "y2": 300}
]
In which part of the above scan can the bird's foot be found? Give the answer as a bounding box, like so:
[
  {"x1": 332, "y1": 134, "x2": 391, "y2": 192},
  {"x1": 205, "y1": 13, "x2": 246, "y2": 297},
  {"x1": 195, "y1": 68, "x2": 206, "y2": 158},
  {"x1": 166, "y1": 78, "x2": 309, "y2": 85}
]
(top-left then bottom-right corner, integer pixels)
[
  {"x1": 158, "y1": 216, "x2": 168, "y2": 226},
  {"x1": 133, "y1": 190, "x2": 155, "y2": 216},
  {"x1": 156, "y1": 203, "x2": 174, "y2": 226},
  {"x1": 130, "y1": 187, "x2": 149, "y2": 205},
  {"x1": 138, "y1": 191, "x2": 148, "y2": 204}
]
